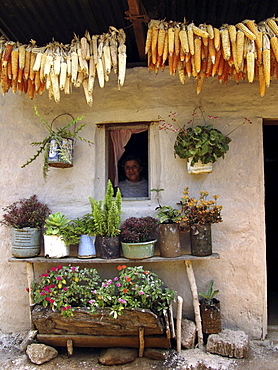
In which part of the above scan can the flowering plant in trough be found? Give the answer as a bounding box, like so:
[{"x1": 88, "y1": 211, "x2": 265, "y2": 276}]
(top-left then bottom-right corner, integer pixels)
[
  {"x1": 178, "y1": 187, "x2": 223, "y2": 231},
  {"x1": 30, "y1": 265, "x2": 176, "y2": 319}
]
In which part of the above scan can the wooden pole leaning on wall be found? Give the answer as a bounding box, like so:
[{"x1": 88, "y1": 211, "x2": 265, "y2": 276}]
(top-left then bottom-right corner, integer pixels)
[
  {"x1": 184, "y1": 260, "x2": 204, "y2": 350},
  {"x1": 176, "y1": 295, "x2": 183, "y2": 353}
]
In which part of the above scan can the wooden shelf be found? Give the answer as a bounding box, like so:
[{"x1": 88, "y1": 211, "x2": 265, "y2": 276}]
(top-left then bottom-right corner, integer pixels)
[{"x1": 8, "y1": 253, "x2": 220, "y2": 264}]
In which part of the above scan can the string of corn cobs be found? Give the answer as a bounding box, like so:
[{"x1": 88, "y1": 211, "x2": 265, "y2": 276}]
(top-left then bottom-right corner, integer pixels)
[
  {"x1": 0, "y1": 27, "x2": 126, "y2": 106},
  {"x1": 146, "y1": 17, "x2": 278, "y2": 96}
]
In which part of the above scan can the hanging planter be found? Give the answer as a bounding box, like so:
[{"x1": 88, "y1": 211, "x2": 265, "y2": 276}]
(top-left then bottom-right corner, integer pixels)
[
  {"x1": 187, "y1": 158, "x2": 213, "y2": 175},
  {"x1": 21, "y1": 107, "x2": 93, "y2": 179}
]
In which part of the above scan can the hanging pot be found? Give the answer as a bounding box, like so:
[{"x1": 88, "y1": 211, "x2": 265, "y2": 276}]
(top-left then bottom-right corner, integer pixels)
[
  {"x1": 121, "y1": 240, "x2": 156, "y2": 259},
  {"x1": 187, "y1": 158, "x2": 212, "y2": 175},
  {"x1": 11, "y1": 227, "x2": 41, "y2": 258},
  {"x1": 190, "y1": 223, "x2": 212, "y2": 256},
  {"x1": 48, "y1": 138, "x2": 74, "y2": 168},
  {"x1": 78, "y1": 235, "x2": 96, "y2": 258},
  {"x1": 98, "y1": 236, "x2": 120, "y2": 259},
  {"x1": 43, "y1": 235, "x2": 70, "y2": 258},
  {"x1": 158, "y1": 224, "x2": 181, "y2": 257}
]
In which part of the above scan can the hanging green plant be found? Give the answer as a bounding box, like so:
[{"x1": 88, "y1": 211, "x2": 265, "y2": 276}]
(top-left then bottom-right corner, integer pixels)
[{"x1": 21, "y1": 106, "x2": 93, "y2": 179}]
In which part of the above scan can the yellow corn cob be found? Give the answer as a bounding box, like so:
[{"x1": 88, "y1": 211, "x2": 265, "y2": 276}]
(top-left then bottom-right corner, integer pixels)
[
  {"x1": 208, "y1": 37, "x2": 216, "y2": 64},
  {"x1": 266, "y1": 17, "x2": 278, "y2": 36},
  {"x1": 162, "y1": 30, "x2": 168, "y2": 64},
  {"x1": 206, "y1": 24, "x2": 214, "y2": 39},
  {"x1": 179, "y1": 28, "x2": 189, "y2": 54},
  {"x1": 168, "y1": 26, "x2": 175, "y2": 56},
  {"x1": 177, "y1": 61, "x2": 185, "y2": 84},
  {"x1": 157, "y1": 23, "x2": 166, "y2": 56},
  {"x1": 257, "y1": 32, "x2": 263, "y2": 64},
  {"x1": 18, "y1": 45, "x2": 26, "y2": 70},
  {"x1": 246, "y1": 50, "x2": 255, "y2": 82},
  {"x1": 196, "y1": 71, "x2": 204, "y2": 94},
  {"x1": 244, "y1": 19, "x2": 261, "y2": 48},
  {"x1": 194, "y1": 37, "x2": 202, "y2": 73},
  {"x1": 236, "y1": 22, "x2": 256, "y2": 40},
  {"x1": 231, "y1": 40, "x2": 239, "y2": 72},
  {"x1": 174, "y1": 26, "x2": 180, "y2": 56},
  {"x1": 145, "y1": 23, "x2": 153, "y2": 54},
  {"x1": 214, "y1": 28, "x2": 221, "y2": 51},
  {"x1": 236, "y1": 31, "x2": 245, "y2": 68},
  {"x1": 11, "y1": 49, "x2": 18, "y2": 80},
  {"x1": 220, "y1": 28, "x2": 231, "y2": 60},
  {"x1": 151, "y1": 20, "x2": 159, "y2": 64},
  {"x1": 192, "y1": 24, "x2": 209, "y2": 38},
  {"x1": 34, "y1": 70, "x2": 40, "y2": 92},
  {"x1": 187, "y1": 24, "x2": 194, "y2": 55},
  {"x1": 270, "y1": 36, "x2": 278, "y2": 62},
  {"x1": 228, "y1": 25, "x2": 237, "y2": 43},
  {"x1": 258, "y1": 64, "x2": 265, "y2": 97},
  {"x1": 263, "y1": 34, "x2": 271, "y2": 87}
]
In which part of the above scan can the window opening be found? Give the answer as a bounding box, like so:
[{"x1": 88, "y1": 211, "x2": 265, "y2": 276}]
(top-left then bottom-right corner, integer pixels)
[{"x1": 107, "y1": 124, "x2": 149, "y2": 199}]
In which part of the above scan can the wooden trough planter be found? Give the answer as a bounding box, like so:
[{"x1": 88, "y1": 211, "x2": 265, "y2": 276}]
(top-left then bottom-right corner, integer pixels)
[{"x1": 31, "y1": 305, "x2": 173, "y2": 356}]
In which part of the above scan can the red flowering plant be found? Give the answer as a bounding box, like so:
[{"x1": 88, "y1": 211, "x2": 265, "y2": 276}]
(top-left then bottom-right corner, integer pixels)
[
  {"x1": 30, "y1": 265, "x2": 101, "y2": 317},
  {"x1": 89, "y1": 265, "x2": 176, "y2": 319}
]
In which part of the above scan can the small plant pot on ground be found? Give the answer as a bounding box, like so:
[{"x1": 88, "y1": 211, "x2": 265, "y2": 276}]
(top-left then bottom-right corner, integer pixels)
[{"x1": 200, "y1": 298, "x2": 222, "y2": 334}]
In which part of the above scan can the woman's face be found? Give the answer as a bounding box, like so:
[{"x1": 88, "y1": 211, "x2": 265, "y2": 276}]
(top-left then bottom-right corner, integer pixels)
[{"x1": 124, "y1": 160, "x2": 142, "y2": 182}]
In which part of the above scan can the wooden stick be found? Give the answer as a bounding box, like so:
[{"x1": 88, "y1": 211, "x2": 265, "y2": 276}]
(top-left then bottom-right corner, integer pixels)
[
  {"x1": 138, "y1": 327, "x2": 144, "y2": 357},
  {"x1": 176, "y1": 295, "x2": 183, "y2": 353},
  {"x1": 184, "y1": 260, "x2": 204, "y2": 350},
  {"x1": 67, "y1": 339, "x2": 73, "y2": 356},
  {"x1": 26, "y1": 262, "x2": 35, "y2": 329},
  {"x1": 169, "y1": 302, "x2": 176, "y2": 338}
]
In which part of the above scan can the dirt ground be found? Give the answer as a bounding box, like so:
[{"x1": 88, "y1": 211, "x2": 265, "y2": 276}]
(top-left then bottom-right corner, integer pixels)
[{"x1": 0, "y1": 334, "x2": 278, "y2": 370}]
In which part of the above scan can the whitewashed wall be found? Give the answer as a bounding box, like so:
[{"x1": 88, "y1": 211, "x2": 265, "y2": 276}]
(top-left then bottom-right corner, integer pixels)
[{"x1": 0, "y1": 67, "x2": 272, "y2": 338}]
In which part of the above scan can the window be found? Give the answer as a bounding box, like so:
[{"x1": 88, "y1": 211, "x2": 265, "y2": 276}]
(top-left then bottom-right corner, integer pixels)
[{"x1": 106, "y1": 123, "x2": 150, "y2": 199}]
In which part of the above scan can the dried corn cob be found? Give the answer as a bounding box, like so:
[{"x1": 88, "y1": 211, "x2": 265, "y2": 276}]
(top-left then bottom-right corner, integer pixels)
[
  {"x1": 187, "y1": 24, "x2": 195, "y2": 55},
  {"x1": 207, "y1": 24, "x2": 214, "y2": 39},
  {"x1": 168, "y1": 25, "x2": 175, "y2": 56},
  {"x1": 258, "y1": 64, "x2": 265, "y2": 96},
  {"x1": 228, "y1": 25, "x2": 237, "y2": 43},
  {"x1": 59, "y1": 61, "x2": 67, "y2": 90},
  {"x1": 214, "y1": 28, "x2": 221, "y2": 51},
  {"x1": 174, "y1": 26, "x2": 180, "y2": 56},
  {"x1": 246, "y1": 40, "x2": 255, "y2": 82},
  {"x1": 24, "y1": 49, "x2": 31, "y2": 80},
  {"x1": 220, "y1": 27, "x2": 231, "y2": 60},
  {"x1": 236, "y1": 31, "x2": 245, "y2": 68},
  {"x1": 263, "y1": 34, "x2": 271, "y2": 87},
  {"x1": 266, "y1": 17, "x2": 278, "y2": 36},
  {"x1": 145, "y1": 21, "x2": 153, "y2": 54},
  {"x1": 18, "y1": 45, "x2": 26, "y2": 70},
  {"x1": 32, "y1": 52, "x2": 42, "y2": 72},
  {"x1": 192, "y1": 24, "x2": 209, "y2": 38},
  {"x1": 194, "y1": 37, "x2": 202, "y2": 73},
  {"x1": 162, "y1": 30, "x2": 168, "y2": 64},
  {"x1": 179, "y1": 27, "x2": 189, "y2": 55},
  {"x1": 157, "y1": 22, "x2": 166, "y2": 56},
  {"x1": 11, "y1": 49, "x2": 18, "y2": 80},
  {"x1": 236, "y1": 22, "x2": 256, "y2": 40}
]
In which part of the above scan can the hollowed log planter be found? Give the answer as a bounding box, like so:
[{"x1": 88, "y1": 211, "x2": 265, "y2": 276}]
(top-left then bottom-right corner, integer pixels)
[{"x1": 31, "y1": 305, "x2": 172, "y2": 354}]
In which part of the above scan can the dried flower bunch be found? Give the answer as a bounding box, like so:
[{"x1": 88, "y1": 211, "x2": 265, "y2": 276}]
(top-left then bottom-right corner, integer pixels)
[
  {"x1": 120, "y1": 216, "x2": 159, "y2": 243},
  {"x1": 0, "y1": 194, "x2": 51, "y2": 229},
  {"x1": 30, "y1": 265, "x2": 176, "y2": 318},
  {"x1": 178, "y1": 187, "x2": 223, "y2": 231}
]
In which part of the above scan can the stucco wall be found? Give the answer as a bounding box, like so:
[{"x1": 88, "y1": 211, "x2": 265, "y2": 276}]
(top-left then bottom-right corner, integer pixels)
[{"x1": 0, "y1": 67, "x2": 271, "y2": 338}]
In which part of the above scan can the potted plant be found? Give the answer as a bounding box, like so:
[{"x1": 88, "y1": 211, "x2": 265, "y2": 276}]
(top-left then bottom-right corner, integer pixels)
[
  {"x1": 199, "y1": 280, "x2": 221, "y2": 334},
  {"x1": 60, "y1": 214, "x2": 97, "y2": 258},
  {"x1": 120, "y1": 216, "x2": 158, "y2": 259},
  {"x1": 0, "y1": 194, "x2": 51, "y2": 258},
  {"x1": 89, "y1": 179, "x2": 122, "y2": 259},
  {"x1": 152, "y1": 188, "x2": 181, "y2": 258},
  {"x1": 178, "y1": 187, "x2": 223, "y2": 256},
  {"x1": 158, "y1": 107, "x2": 231, "y2": 174},
  {"x1": 21, "y1": 106, "x2": 93, "y2": 179},
  {"x1": 30, "y1": 265, "x2": 176, "y2": 350},
  {"x1": 44, "y1": 211, "x2": 71, "y2": 258}
]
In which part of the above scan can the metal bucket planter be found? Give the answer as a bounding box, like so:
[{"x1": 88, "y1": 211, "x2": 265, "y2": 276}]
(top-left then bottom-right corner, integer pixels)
[
  {"x1": 121, "y1": 240, "x2": 156, "y2": 259},
  {"x1": 98, "y1": 236, "x2": 120, "y2": 259},
  {"x1": 12, "y1": 227, "x2": 41, "y2": 258},
  {"x1": 200, "y1": 299, "x2": 222, "y2": 334},
  {"x1": 48, "y1": 138, "x2": 74, "y2": 168},
  {"x1": 78, "y1": 235, "x2": 96, "y2": 259},
  {"x1": 158, "y1": 224, "x2": 181, "y2": 257},
  {"x1": 43, "y1": 235, "x2": 70, "y2": 258},
  {"x1": 190, "y1": 223, "x2": 212, "y2": 256},
  {"x1": 187, "y1": 158, "x2": 212, "y2": 174}
]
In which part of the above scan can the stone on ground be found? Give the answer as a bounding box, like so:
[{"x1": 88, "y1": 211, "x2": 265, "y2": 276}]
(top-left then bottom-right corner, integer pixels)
[
  {"x1": 181, "y1": 318, "x2": 196, "y2": 349},
  {"x1": 144, "y1": 347, "x2": 169, "y2": 360},
  {"x1": 26, "y1": 343, "x2": 58, "y2": 364},
  {"x1": 98, "y1": 347, "x2": 138, "y2": 365},
  {"x1": 206, "y1": 329, "x2": 249, "y2": 358}
]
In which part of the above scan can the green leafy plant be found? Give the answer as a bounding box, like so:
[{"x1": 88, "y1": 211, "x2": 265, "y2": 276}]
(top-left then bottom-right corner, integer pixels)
[
  {"x1": 120, "y1": 216, "x2": 158, "y2": 243},
  {"x1": 30, "y1": 265, "x2": 102, "y2": 317},
  {"x1": 89, "y1": 179, "x2": 122, "y2": 237},
  {"x1": 198, "y1": 280, "x2": 219, "y2": 306},
  {"x1": 21, "y1": 106, "x2": 93, "y2": 179},
  {"x1": 44, "y1": 211, "x2": 71, "y2": 236},
  {"x1": 178, "y1": 187, "x2": 223, "y2": 231},
  {"x1": 0, "y1": 195, "x2": 51, "y2": 229},
  {"x1": 29, "y1": 265, "x2": 176, "y2": 319},
  {"x1": 151, "y1": 188, "x2": 180, "y2": 224},
  {"x1": 158, "y1": 107, "x2": 252, "y2": 166},
  {"x1": 89, "y1": 265, "x2": 176, "y2": 318},
  {"x1": 59, "y1": 214, "x2": 96, "y2": 245}
]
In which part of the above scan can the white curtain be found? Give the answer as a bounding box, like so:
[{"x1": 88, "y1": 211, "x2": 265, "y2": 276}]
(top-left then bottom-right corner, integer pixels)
[{"x1": 110, "y1": 128, "x2": 147, "y2": 186}]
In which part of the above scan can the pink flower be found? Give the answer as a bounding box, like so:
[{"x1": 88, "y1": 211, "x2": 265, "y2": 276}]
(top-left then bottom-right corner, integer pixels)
[
  {"x1": 118, "y1": 298, "x2": 126, "y2": 304},
  {"x1": 40, "y1": 292, "x2": 46, "y2": 296},
  {"x1": 57, "y1": 265, "x2": 62, "y2": 270},
  {"x1": 51, "y1": 267, "x2": 57, "y2": 271},
  {"x1": 41, "y1": 273, "x2": 48, "y2": 277},
  {"x1": 71, "y1": 267, "x2": 76, "y2": 271},
  {"x1": 56, "y1": 276, "x2": 62, "y2": 281},
  {"x1": 139, "y1": 291, "x2": 144, "y2": 295},
  {"x1": 63, "y1": 287, "x2": 68, "y2": 291}
]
